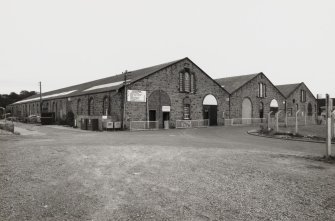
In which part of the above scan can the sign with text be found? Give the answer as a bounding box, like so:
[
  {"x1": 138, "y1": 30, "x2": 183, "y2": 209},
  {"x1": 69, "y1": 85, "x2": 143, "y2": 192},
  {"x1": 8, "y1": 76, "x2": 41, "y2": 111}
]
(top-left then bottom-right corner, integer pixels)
[
  {"x1": 127, "y1": 90, "x2": 146, "y2": 102},
  {"x1": 162, "y1": 106, "x2": 171, "y2": 112}
]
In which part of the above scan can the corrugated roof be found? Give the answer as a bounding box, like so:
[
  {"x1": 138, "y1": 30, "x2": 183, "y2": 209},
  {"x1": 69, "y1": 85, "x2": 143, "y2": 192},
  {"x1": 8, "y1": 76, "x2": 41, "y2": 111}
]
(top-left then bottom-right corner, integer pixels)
[
  {"x1": 276, "y1": 83, "x2": 301, "y2": 98},
  {"x1": 12, "y1": 58, "x2": 185, "y2": 104},
  {"x1": 215, "y1": 73, "x2": 260, "y2": 93}
]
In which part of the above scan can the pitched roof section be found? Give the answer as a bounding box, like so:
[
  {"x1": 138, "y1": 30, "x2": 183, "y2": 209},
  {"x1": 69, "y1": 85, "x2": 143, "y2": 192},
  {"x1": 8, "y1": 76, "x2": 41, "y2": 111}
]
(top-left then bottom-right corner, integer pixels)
[
  {"x1": 275, "y1": 83, "x2": 301, "y2": 98},
  {"x1": 215, "y1": 73, "x2": 260, "y2": 93},
  {"x1": 13, "y1": 58, "x2": 185, "y2": 104}
]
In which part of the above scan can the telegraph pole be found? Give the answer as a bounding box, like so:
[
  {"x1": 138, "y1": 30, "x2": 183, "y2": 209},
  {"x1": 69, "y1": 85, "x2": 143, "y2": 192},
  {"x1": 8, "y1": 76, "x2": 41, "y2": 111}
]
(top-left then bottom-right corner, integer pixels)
[
  {"x1": 39, "y1": 82, "x2": 42, "y2": 116},
  {"x1": 326, "y1": 94, "x2": 332, "y2": 158},
  {"x1": 122, "y1": 70, "x2": 128, "y2": 130}
]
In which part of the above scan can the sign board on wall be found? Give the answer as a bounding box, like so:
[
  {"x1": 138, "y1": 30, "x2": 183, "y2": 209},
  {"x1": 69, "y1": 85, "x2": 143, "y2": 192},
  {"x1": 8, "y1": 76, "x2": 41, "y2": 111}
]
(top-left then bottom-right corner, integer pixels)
[
  {"x1": 127, "y1": 90, "x2": 146, "y2": 102},
  {"x1": 162, "y1": 106, "x2": 171, "y2": 112}
]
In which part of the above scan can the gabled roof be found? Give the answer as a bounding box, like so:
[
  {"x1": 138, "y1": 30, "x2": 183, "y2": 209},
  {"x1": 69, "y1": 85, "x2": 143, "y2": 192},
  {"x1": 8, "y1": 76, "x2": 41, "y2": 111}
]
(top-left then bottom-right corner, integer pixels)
[
  {"x1": 276, "y1": 82, "x2": 317, "y2": 100},
  {"x1": 12, "y1": 58, "x2": 185, "y2": 104},
  {"x1": 275, "y1": 83, "x2": 301, "y2": 98},
  {"x1": 215, "y1": 73, "x2": 260, "y2": 94}
]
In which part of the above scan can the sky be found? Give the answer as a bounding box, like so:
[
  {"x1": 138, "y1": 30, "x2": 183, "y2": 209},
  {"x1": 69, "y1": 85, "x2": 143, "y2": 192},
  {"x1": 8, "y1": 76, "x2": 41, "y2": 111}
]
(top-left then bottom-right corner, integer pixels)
[{"x1": 1, "y1": 0, "x2": 334, "y2": 97}]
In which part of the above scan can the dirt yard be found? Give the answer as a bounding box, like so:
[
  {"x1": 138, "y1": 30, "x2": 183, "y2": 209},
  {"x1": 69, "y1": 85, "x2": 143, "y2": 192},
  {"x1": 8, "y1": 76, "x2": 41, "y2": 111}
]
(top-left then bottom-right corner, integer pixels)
[{"x1": 1, "y1": 123, "x2": 335, "y2": 220}]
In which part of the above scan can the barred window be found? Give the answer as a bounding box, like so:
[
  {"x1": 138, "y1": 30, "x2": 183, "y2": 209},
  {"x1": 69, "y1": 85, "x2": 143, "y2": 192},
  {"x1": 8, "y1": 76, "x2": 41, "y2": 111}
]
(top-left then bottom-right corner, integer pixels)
[
  {"x1": 179, "y1": 72, "x2": 184, "y2": 92},
  {"x1": 88, "y1": 97, "x2": 94, "y2": 116},
  {"x1": 301, "y1": 90, "x2": 306, "y2": 102},
  {"x1": 184, "y1": 104, "x2": 190, "y2": 119},
  {"x1": 184, "y1": 72, "x2": 190, "y2": 92},
  {"x1": 179, "y1": 71, "x2": 195, "y2": 93},
  {"x1": 77, "y1": 99, "x2": 82, "y2": 115},
  {"x1": 103, "y1": 96, "x2": 109, "y2": 115},
  {"x1": 183, "y1": 97, "x2": 191, "y2": 119},
  {"x1": 258, "y1": 83, "x2": 266, "y2": 98},
  {"x1": 190, "y1": 73, "x2": 195, "y2": 93}
]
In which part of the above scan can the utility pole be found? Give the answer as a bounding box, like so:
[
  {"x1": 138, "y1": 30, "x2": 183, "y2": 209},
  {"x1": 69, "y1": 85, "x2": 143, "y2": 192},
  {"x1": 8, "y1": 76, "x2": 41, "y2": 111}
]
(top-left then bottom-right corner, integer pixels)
[
  {"x1": 122, "y1": 70, "x2": 128, "y2": 130},
  {"x1": 39, "y1": 82, "x2": 42, "y2": 116},
  {"x1": 326, "y1": 94, "x2": 332, "y2": 158}
]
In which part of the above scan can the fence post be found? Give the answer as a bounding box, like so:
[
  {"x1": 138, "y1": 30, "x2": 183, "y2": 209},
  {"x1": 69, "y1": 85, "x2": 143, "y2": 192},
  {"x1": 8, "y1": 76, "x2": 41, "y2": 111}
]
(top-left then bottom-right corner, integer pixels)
[
  {"x1": 304, "y1": 112, "x2": 307, "y2": 125},
  {"x1": 275, "y1": 110, "x2": 282, "y2": 132},
  {"x1": 325, "y1": 95, "x2": 332, "y2": 158},
  {"x1": 267, "y1": 111, "x2": 273, "y2": 130},
  {"x1": 332, "y1": 110, "x2": 335, "y2": 139},
  {"x1": 295, "y1": 110, "x2": 300, "y2": 134}
]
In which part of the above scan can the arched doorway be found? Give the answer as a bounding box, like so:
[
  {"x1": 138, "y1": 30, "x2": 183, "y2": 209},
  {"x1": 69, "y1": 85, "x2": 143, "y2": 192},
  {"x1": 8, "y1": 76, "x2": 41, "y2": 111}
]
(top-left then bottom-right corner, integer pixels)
[
  {"x1": 270, "y1": 99, "x2": 279, "y2": 116},
  {"x1": 242, "y1": 98, "x2": 252, "y2": 119},
  {"x1": 203, "y1": 94, "x2": 218, "y2": 126},
  {"x1": 307, "y1": 103, "x2": 313, "y2": 116},
  {"x1": 148, "y1": 90, "x2": 171, "y2": 128}
]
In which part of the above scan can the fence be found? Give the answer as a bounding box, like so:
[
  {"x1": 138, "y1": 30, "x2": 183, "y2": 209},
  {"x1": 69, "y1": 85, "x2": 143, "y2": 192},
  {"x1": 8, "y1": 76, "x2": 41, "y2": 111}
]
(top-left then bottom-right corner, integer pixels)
[
  {"x1": 224, "y1": 118, "x2": 267, "y2": 126},
  {"x1": 129, "y1": 121, "x2": 159, "y2": 131},
  {"x1": 176, "y1": 119, "x2": 209, "y2": 129}
]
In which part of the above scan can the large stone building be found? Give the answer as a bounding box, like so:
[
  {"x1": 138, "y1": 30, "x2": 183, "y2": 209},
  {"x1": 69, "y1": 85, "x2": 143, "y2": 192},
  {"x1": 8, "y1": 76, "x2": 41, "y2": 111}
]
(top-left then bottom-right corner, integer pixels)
[
  {"x1": 7, "y1": 58, "x2": 318, "y2": 129},
  {"x1": 8, "y1": 58, "x2": 230, "y2": 130},
  {"x1": 276, "y1": 82, "x2": 317, "y2": 117},
  {"x1": 215, "y1": 73, "x2": 286, "y2": 120}
]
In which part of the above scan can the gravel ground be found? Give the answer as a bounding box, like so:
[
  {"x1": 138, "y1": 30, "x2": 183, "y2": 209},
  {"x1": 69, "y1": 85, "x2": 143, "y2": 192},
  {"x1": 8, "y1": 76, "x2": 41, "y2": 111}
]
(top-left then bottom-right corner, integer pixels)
[{"x1": 0, "y1": 123, "x2": 335, "y2": 220}]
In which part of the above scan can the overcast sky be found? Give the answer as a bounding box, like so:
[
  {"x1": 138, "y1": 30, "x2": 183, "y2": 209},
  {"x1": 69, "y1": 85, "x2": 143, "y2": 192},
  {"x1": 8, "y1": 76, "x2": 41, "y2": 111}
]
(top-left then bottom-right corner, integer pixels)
[{"x1": 1, "y1": 0, "x2": 334, "y2": 97}]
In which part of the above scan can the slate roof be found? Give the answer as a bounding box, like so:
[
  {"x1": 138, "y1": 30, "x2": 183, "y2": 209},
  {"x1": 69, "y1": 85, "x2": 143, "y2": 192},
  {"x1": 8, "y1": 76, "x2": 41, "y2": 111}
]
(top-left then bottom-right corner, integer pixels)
[
  {"x1": 215, "y1": 73, "x2": 260, "y2": 94},
  {"x1": 275, "y1": 83, "x2": 301, "y2": 98},
  {"x1": 12, "y1": 58, "x2": 185, "y2": 104}
]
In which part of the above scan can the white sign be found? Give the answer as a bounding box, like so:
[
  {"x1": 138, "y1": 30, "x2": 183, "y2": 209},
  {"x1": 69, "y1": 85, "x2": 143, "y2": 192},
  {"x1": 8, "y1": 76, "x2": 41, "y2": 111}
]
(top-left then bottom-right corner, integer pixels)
[
  {"x1": 162, "y1": 106, "x2": 171, "y2": 112},
  {"x1": 102, "y1": 115, "x2": 108, "y2": 120},
  {"x1": 127, "y1": 90, "x2": 146, "y2": 102}
]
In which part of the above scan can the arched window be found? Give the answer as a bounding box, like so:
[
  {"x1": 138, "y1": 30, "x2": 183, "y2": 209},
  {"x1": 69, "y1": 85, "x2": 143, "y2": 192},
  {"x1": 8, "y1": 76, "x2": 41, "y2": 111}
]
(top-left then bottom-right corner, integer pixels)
[
  {"x1": 102, "y1": 96, "x2": 109, "y2": 115},
  {"x1": 183, "y1": 97, "x2": 191, "y2": 119},
  {"x1": 179, "y1": 70, "x2": 195, "y2": 93},
  {"x1": 77, "y1": 99, "x2": 82, "y2": 115},
  {"x1": 88, "y1": 97, "x2": 94, "y2": 116}
]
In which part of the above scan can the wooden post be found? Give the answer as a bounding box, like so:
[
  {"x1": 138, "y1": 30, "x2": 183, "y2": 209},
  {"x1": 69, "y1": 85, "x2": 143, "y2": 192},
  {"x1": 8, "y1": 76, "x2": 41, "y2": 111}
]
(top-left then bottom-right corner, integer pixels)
[
  {"x1": 332, "y1": 111, "x2": 335, "y2": 139},
  {"x1": 304, "y1": 112, "x2": 307, "y2": 125},
  {"x1": 267, "y1": 111, "x2": 273, "y2": 130},
  {"x1": 326, "y1": 94, "x2": 332, "y2": 158},
  {"x1": 122, "y1": 71, "x2": 128, "y2": 130},
  {"x1": 295, "y1": 110, "x2": 300, "y2": 134},
  {"x1": 275, "y1": 110, "x2": 282, "y2": 132},
  {"x1": 285, "y1": 111, "x2": 288, "y2": 127}
]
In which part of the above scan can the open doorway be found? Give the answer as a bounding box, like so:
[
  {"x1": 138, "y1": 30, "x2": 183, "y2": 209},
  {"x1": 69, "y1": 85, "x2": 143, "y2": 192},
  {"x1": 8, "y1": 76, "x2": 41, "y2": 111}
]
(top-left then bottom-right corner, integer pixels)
[{"x1": 203, "y1": 94, "x2": 218, "y2": 126}]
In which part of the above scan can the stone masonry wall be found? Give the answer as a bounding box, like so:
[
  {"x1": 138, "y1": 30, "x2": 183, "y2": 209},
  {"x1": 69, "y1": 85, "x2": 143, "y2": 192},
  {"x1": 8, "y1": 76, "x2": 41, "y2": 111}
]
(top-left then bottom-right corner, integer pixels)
[
  {"x1": 285, "y1": 83, "x2": 317, "y2": 117},
  {"x1": 125, "y1": 58, "x2": 230, "y2": 129},
  {"x1": 229, "y1": 73, "x2": 286, "y2": 119}
]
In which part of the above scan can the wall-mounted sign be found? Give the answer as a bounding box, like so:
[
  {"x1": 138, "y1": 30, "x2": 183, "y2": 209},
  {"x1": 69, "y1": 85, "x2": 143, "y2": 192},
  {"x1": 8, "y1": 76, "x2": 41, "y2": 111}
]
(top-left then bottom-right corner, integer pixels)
[
  {"x1": 127, "y1": 90, "x2": 146, "y2": 102},
  {"x1": 162, "y1": 106, "x2": 171, "y2": 112}
]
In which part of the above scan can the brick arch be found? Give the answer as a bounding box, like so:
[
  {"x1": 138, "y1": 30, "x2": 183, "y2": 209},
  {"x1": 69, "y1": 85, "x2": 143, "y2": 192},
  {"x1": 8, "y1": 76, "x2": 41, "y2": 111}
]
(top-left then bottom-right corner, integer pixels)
[
  {"x1": 242, "y1": 97, "x2": 252, "y2": 119},
  {"x1": 148, "y1": 90, "x2": 171, "y2": 110}
]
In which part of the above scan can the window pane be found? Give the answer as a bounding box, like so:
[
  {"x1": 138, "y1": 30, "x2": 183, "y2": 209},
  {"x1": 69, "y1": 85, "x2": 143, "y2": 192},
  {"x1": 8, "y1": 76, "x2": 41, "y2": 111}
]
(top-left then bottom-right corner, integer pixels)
[
  {"x1": 184, "y1": 72, "x2": 190, "y2": 92},
  {"x1": 190, "y1": 74, "x2": 194, "y2": 93},
  {"x1": 184, "y1": 104, "x2": 190, "y2": 119},
  {"x1": 179, "y1": 73, "x2": 184, "y2": 92}
]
